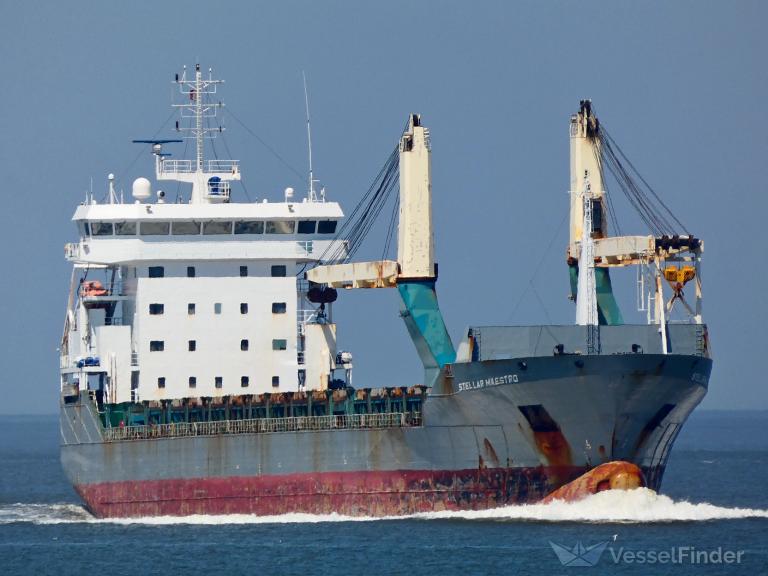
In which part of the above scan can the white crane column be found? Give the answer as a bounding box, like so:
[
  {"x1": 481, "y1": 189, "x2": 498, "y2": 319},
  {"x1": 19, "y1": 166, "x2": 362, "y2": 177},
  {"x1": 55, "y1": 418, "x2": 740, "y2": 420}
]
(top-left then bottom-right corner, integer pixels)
[{"x1": 398, "y1": 114, "x2": 435, "y2": 279}]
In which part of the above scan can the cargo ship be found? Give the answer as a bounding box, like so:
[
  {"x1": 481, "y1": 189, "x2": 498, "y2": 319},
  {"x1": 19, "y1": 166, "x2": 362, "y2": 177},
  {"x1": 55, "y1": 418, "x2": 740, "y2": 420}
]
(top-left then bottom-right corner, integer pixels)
[{"x1": 59, "y1": 66, "x2": 711, "y2": 517}]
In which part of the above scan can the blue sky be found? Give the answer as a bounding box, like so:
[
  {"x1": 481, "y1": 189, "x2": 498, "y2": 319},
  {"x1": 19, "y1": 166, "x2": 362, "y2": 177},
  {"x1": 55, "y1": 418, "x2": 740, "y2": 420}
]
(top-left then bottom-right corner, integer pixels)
[{"x1": 0, "y1": 0, "x2": 765, "y2": 413}]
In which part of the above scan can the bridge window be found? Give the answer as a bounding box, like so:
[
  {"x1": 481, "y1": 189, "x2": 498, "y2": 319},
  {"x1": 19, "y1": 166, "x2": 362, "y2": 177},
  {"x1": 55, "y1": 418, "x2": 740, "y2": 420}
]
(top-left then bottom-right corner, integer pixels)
[
  {"x1": 157, "y1": 377, "x2": 166, "y2": 389},
  {"x1": 241, "y1": 376, "x2": 249, "y2": 388},
  {"x1": 149, "y1": 341, "x2": 164, "y2": 352},
  {"x1": 318, "y1": 220, "x2": 337, "y2": 234},
  {"x1": 240, "y1": 266, "x2": 248, "y2": 277},
  {"x1": 214, "y1": 303, "x2": 222, "y2": 314},
  {"x1": 203, "y1": 221, "x2": 232, "y2": 235},
  {"x1": 187, "y1": 266, "x2": 195, "y2": 278},
  {"x1": 271, "y1": 265, "x2": 286, "y2": 277},
  {"x1": 272, "y1": 376, "x2": 280, "y2": 387},
  {"x1": 188, "y1": 340, "x2": 196, "y2": 352},
  {"x1": 234, "y1": 221, "x2": 264, "y2": 234},
  {"x1": 240, "y1": 303, "x2": 248, "y2": 314},
  {"x1": 272, "y1": 302, "x2": 286, "y2": 314},
  {"x1": 188, "y1": 303, "x2": 196, "y2": 315},
  {"x1": 148, "y1": 266, "x2": 164, "y2": 278},
  {"x1": 172, "y1": 221, "x2": 201, "y2": 235},
  {"x1": 148, "y1": 303, "x2": 164, "y2": 315},
  {"x1": 266, "y1": 220, "x2": 295, "y2": 234},
  {"x1": 297, "y1": 220, "x2": 317, "y2": 234},
  {"x1": 189, "y1": 376, "x2": 196, "y2": 389},
  {"x1": 91, "y1": 222, "x2": 114, "y2": 236},
  {"x1": 272, "y1": 339, "x2": 287, "y2": 351},
  {"x1": 140, "y1": 221, "x2": 170, "y2": 235},
  {"x1": 215, "y1": 376, "x2": 223, "y2": 389},
  {"x1": 240, "y1": 339, "x2": 249, "y2": 351},
  {"x1": 115, "y1": 221, "x2": 137, "y2": 235}
]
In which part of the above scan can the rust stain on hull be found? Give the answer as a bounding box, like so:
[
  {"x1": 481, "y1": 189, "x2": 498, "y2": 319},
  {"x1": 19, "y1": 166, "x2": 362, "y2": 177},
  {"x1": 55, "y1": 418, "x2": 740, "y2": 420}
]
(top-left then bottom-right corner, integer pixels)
[{"x1": 77, "y1": 466, "x2": 591, "y2": 518}]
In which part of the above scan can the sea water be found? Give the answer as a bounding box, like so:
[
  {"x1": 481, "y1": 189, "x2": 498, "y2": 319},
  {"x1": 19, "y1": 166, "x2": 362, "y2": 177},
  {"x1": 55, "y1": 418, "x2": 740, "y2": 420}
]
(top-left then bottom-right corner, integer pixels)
[{"x1": 1, "y1": 411, "x2": 766, "y2": 575}]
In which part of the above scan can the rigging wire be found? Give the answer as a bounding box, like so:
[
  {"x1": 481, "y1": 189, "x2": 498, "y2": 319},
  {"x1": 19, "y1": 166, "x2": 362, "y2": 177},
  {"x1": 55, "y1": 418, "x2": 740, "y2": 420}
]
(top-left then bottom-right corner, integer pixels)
[
  {"x1": 295, "y1": 144, "x2": 400, "y2": 278},
  {"x1": 220, "y1": 128, "x2": 252, "y2": 202},
  {"x1": 225, "y1": 107, "x2": 306, "y2": 185},
  {"x1": 106, "y1": 109, "x2": 177, "y2": 202},
  {"x1": 507, "y1": 207, "x2": 569, "y2": 322},
  {"x1": 314, "y1": 145, "x2": 400, "y2": 265},
  {"x1": 298, "y1": 118, "x2": 411, "y2": 277},
  {"x1": 381, "y1": 194, "x2": 400, "y2": 261},
  {"x1": 597, "y1": 122, "x2": 689, "y2": 236}
]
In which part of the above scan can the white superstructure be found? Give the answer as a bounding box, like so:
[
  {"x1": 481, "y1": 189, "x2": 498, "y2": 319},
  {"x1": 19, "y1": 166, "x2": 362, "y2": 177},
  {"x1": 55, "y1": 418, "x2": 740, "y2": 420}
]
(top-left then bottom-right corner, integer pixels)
[{"x1": 60, "y1": 66, "x2": 348, "y2": 404}]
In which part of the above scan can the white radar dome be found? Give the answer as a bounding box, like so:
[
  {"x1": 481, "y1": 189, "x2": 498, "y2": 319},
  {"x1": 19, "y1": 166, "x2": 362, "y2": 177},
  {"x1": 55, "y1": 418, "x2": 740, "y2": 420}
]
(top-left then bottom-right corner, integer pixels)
[{"x1": 132, "y1": 177, "x2": 152, "y2": 201}]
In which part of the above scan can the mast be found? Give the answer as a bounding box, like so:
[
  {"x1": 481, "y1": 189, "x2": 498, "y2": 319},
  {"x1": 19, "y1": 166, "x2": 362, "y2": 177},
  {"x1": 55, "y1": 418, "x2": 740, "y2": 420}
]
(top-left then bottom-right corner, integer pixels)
[
  {"x1": 303, "y1": 72, "x2": 319, "y2": 202},
  {"x1": 147, "y1": 64, "x2": 240, "y2": 204},
  {"x1": 576, "y1": 172, "x2": 600, "y2": 355}
]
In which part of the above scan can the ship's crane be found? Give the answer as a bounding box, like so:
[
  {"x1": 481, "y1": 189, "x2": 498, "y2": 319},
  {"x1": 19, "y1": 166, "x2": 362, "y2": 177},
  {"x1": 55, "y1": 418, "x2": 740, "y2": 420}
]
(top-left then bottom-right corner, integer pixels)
[
  {"x1": 307, "y1": 115, "x2": 455, "y2": 385},
  {"x1": 567, "y1": 100, "x2": 705, "y2": 353}
]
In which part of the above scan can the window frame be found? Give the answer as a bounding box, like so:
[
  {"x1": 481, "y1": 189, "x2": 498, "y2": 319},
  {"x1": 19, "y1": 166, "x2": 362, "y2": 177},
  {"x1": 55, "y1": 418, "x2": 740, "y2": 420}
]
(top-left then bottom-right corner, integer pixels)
[
  {"x1": 272, "y1": 302, "x2": 287, "y2": 314},
  {"x1": 272, "y1": 339, "x2": 288, "y2": 351},
  {"x1": 202, "y1": 220, "x2": 233, "y2": 235},
  {"x1": 139, "y1": 221, "x2": 171, "y2": 236},
  {"x1": 171, "y1": 221, "x2": 202, "y2": 235},
  {"x1": 114, "y1": 221, "x2": 137, "y2": 236},
  {"x1": 297, "y1": 220, "x2": 317, "y2": 234},
  {"x1": 148, "y1": 303, "x2": 165, "y2": 315},
  {"x1": 317, "y1": 220, "x2": 338, "y2": 234},
  {"x1": 91, "y1": 222, "x2": 114, "y2": 236},
  {"x1": 234, "y1": 220, "x2": 264, "y2": 235},
  {"x1": 271, "y1": 265, "x2": 287, "y2": 277},
  {"x1": 265, "y1": 220, "x2": 296, "y2": 234}
]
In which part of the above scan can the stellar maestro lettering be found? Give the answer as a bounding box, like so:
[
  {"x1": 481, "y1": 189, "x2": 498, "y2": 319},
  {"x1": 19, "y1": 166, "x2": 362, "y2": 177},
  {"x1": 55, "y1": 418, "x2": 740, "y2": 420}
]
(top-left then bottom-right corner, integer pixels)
[{"x1": 457, "y1": 374, "x2": 519, "y2": 392}]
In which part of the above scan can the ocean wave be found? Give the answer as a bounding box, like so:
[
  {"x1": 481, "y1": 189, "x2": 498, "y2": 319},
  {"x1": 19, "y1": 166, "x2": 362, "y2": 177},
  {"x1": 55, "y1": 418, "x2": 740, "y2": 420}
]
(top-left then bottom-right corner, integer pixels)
[{"x1": 2, "y1": 489, "x2": 767, "y2": 526}]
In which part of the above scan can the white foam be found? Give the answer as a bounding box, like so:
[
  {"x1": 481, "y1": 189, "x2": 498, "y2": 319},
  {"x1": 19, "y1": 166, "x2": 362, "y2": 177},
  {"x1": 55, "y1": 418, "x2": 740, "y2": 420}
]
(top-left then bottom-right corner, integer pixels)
[
  {"x1": 3, "y1": 489, "x2": 767, "y2": 525},
  {"x1": 410, "y1": 488, "x2": 768, "y2": 523},
  {"x1": 0, "y1": 503, "x2": 94, "y2": 525}
]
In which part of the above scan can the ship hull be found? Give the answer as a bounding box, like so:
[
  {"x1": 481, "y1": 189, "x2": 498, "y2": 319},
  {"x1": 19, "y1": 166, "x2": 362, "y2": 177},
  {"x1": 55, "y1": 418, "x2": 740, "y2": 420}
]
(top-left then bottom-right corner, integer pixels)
[
  {"x1": 62, "y1": 352, "x2": 710, "y2": 518},
  {"x1": 75, "y1": 467, "x2": 589, "y2": 518}
]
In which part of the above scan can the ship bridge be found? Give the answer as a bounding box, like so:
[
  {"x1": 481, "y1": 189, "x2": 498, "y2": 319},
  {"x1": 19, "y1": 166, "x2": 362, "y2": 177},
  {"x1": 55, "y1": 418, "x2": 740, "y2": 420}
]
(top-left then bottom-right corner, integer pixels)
[{"x1": 60, "y1": 64, "x2": 353, "y2": 408}]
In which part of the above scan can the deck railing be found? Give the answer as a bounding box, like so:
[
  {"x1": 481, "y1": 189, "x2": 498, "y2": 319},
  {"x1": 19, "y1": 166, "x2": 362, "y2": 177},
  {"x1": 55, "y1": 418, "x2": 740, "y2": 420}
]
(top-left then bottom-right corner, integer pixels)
[
  {"x1": 103, "y1": 412, "x2": 418, "y2": 442},
  {"x1": 160, "y1": 158, "x2": 240, "y2": 174}
]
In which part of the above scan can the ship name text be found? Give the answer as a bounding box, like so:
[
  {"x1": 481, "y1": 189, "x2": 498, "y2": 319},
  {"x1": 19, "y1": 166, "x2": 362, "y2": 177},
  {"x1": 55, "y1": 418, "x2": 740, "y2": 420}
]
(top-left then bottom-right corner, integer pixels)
[{"x1": 457, "y1": 374, "x2": 518, "y2": 392}]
